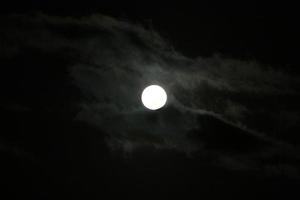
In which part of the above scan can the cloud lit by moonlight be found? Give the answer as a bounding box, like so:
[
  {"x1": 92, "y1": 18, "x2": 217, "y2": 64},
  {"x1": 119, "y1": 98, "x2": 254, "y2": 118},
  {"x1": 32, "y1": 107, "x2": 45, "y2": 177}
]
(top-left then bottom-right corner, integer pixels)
[{"x1": 141, "y1": 85, "x2": 167, "y2": 110}]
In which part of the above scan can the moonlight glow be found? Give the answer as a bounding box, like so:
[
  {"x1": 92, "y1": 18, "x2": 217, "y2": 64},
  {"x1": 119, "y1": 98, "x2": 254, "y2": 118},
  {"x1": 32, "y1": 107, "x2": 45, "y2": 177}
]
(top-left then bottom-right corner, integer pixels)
[{"x1": 141, "y1": 85, "x2": 167, "y2": 110}]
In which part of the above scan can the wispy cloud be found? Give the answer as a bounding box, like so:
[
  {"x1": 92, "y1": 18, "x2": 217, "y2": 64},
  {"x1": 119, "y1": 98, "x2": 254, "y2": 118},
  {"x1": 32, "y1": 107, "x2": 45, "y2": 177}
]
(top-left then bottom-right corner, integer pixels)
[{"x1": 1, "y1": 13, "x2": 300, "y2": 175}]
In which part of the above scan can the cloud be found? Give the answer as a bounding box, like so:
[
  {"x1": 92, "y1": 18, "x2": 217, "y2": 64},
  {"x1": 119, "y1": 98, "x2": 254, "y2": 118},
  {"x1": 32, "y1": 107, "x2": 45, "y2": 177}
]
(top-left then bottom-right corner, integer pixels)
[{"x1": 1, "y1": 13, "x2": 300, "y2": 175}]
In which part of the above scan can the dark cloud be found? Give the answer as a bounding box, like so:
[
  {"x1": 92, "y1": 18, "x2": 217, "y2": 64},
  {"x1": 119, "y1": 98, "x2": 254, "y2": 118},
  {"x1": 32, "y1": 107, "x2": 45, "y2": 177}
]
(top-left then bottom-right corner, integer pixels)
[{"x1": 1, "y1": 13, "x2": 300, "y2": 180}]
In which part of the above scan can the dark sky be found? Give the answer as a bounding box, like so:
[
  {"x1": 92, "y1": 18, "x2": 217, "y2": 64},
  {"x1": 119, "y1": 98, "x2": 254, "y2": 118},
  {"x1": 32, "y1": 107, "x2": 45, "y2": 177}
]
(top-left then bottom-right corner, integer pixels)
[
  {"x1": 1, "y1": 1, "x2": 300, "y2": 199},
  {"x1": 2, "y1": 1, "x2": 300, "y2": 68}
]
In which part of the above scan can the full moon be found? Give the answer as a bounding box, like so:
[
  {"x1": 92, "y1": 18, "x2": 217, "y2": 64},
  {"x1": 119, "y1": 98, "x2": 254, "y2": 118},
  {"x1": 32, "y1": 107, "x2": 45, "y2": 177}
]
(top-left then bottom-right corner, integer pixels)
[{"x1": 141, "y1": 85, "x2": 167, "y2": 110}]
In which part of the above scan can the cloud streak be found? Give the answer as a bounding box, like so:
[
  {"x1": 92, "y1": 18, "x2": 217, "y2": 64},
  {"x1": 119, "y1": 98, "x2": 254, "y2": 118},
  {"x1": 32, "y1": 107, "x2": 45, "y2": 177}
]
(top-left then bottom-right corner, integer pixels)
[{"x1": 1, "y1": 13, "x2": 300, "y2": 176}]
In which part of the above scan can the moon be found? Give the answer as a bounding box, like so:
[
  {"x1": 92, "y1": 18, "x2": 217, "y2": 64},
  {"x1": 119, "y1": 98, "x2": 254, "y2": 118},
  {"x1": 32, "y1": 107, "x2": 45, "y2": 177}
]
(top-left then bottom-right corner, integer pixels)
[{"x1": 141, "y1": 85, "x2": 167, "y2": 110}]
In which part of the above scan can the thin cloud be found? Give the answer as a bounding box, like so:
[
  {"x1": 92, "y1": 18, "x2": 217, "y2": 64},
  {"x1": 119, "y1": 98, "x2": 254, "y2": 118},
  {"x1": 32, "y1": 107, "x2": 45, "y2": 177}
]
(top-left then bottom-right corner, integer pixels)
[{"x1": 1, "y1": 13, "x2": 300, "y2": 175}]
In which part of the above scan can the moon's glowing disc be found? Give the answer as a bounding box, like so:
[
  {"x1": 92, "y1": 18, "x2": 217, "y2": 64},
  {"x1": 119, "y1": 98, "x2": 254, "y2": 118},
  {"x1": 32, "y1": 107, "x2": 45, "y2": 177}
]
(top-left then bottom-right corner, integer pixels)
[{"x1": 141, "y1": 85, "x2": 167, "y2": 110}]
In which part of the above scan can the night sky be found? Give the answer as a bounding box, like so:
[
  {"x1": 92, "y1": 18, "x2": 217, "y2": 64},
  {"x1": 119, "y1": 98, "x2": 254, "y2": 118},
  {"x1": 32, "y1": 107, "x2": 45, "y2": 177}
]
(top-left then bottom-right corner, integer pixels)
[{"x1": 1, "y1": 1, "x2": 300, "y2": 199}]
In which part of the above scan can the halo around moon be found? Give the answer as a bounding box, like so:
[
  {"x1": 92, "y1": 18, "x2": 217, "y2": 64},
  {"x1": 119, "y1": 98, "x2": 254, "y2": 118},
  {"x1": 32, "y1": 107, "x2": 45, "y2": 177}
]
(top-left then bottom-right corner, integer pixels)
[{"x1": 141, "y1": 85, "x2": 167, "y2": 110}]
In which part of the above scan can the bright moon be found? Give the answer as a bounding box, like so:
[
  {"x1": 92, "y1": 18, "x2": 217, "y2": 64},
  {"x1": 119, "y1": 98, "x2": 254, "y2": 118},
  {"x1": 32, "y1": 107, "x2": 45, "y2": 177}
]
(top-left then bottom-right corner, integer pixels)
[{"x1": 141, "y1": 85, "x2": 167, "y2": 110}]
